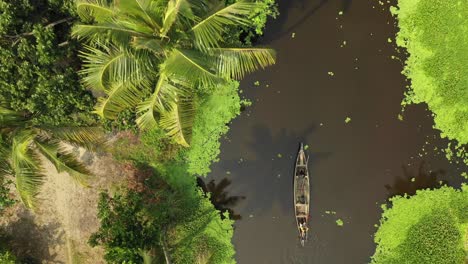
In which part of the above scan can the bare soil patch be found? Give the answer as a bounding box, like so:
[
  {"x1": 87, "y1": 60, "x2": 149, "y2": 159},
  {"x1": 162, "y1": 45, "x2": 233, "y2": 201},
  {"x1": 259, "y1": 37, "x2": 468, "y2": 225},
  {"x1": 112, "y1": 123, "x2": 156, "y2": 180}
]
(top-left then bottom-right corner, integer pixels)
[{"x1": 0, "y1": 147, "x2": 134, "y2": 263}]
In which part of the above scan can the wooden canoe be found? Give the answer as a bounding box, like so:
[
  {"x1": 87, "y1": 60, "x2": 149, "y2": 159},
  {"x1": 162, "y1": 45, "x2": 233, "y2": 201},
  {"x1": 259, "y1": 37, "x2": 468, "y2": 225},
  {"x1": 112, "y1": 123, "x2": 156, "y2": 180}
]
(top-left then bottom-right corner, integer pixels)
[{"x1": 294, "y1": 143, "x2": 310, "y2": 246}]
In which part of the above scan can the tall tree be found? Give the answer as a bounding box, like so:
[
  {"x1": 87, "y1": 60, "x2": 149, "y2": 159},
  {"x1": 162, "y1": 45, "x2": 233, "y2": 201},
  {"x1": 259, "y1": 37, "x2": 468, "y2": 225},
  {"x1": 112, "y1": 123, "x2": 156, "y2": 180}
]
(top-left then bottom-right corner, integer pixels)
[
  {"x1": 73, "y1": 0, "x2": 276, "y2": 146},
  {"x1": 0, "y1": 102, "x2": 105, "y2": 208}
]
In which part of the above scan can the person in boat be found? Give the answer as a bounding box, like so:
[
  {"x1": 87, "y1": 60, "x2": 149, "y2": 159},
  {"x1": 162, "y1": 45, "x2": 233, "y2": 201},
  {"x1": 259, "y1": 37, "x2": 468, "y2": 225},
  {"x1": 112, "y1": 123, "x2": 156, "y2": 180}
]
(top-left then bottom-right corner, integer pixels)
[
  {"x1": 298, "y1": 168, "x2": 305, "y2": 176},
  {"x1": 299, "y1": 219, "x2": 309, "y2": 237}
]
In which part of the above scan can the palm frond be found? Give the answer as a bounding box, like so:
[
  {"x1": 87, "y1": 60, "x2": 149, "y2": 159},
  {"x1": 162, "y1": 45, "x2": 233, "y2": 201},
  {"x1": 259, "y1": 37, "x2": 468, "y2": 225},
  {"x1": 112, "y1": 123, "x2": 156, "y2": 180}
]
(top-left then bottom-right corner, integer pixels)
[
  {"x1": 136, "y1": 75, "x2": 180, "y2": 130},
  {"x1": 161, "y1": 0, "x2": 193, "y2": 36},
  {"x1": 164, "y1": 49, "x2": 224, "y2": 89},
  {"x1": 213, "y1": 47, "x2": 276, "y2": 79},
  {"x1": 72, "y1": 22, "x2": 150, "y2": 44},
  {"x1": 80, "y1": 44, "x2": 146, "y2": 90},
  {"x1": 190, "y1": 0, "x2": 259, "y2": 50},
  {"x1": 140, "y1": 249, "x2": 157, "y2": 264},
  {"x1": 11, "y1": 131, "x2": 44, "y2": 209},
  {"x1": 159, "y1": 98, "x2": 195, "y2": 147},
  {"x1": 118, "y1": 0, "x2": 162, "y2": 31},
  {"x1": 95, "y1": 82, "x2": 144, "y2": 120},
  {"x1": 76, "y1": 0, "x2": 116, "y2": 22},
  {"x1": 35, "y1": 141, "x2": 91, "y2": 187},
  {"x1": 131, "y1": 37, "x2": 163, "y2": 56},
  {"x1": 0, "y1": 103, "x2": 26, "y2": 127},
  {"x1": 47, "y1": 127, "x2": 107, "y2": 151}
]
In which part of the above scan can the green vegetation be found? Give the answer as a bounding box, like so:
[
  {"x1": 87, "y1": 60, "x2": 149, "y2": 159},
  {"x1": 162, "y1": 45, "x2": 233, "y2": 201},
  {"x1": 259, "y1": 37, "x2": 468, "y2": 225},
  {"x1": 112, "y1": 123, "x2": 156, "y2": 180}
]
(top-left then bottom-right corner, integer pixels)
[
  {"x1": 73, "y1": 0, "x2": 276, "y2": 146},
  {"x1": 89, "y1": 189, "x2": 162, "y2": 263},
  {"x1": 0, "y1": 0, "x2": 277, "y2": 262},
  {"x1": 184, "y1": 82, "x2": 242, "y2": 175},
  {"x1": 335, "y1": 219, "x2": 343, "y2": 226},
  {"x1": 0, "y1": 250, "x2": 16, "y2": 264},
  {"x1": 392, "y1": 0, "x2": 468, "y2": 163},
  {"x1": 371, "y1": 186, "x2": 468, "y2": 264},
  {"x1": 0, "y1": 0, "x2": 94, "y2": 126},
  {"x1": 0, "y1": 102, "x2": 104, "y2": 208},
  {"x1": 0, "y1": 177, "x2": 14, "y2": 214},
  {"x1": 90, "y1": 166, "x2": 235, "y2": 263}
]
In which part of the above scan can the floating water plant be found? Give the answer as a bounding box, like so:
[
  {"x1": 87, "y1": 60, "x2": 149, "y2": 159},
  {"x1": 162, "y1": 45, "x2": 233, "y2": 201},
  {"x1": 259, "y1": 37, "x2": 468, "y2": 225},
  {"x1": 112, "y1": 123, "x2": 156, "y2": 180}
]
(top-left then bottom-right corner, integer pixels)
[{"x1": 336, "y1": 219, "x2": 344, "y2": 226}]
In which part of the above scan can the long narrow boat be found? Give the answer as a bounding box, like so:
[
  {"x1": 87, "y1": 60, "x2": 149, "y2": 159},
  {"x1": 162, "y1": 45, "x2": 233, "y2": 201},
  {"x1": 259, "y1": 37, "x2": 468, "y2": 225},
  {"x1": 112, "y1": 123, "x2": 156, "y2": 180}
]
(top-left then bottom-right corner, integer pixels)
[{"x1": 294, "y1": 143, "x2": 310, "y2": 246}]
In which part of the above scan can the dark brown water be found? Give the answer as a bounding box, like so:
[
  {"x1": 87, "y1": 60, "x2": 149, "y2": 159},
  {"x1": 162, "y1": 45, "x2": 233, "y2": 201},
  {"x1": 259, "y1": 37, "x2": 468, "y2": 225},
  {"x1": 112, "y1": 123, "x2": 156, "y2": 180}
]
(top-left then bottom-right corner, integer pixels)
[{"x1": 207, "y1": 0, "x2": 467, "y2": 263}]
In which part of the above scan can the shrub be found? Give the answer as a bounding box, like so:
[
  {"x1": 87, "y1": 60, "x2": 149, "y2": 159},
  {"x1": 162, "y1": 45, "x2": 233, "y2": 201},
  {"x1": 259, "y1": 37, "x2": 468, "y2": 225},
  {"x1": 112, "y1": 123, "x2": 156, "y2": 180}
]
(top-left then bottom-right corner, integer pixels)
[
  {"x1": 0, "y1": 0, "x2": 95, "y2": 126},
  {"x1": 0, "y1": 250, "x2": 16, "y2": 264},
  {"x1": 371, "y1": 186, "x2": 468, "y2": 264}
]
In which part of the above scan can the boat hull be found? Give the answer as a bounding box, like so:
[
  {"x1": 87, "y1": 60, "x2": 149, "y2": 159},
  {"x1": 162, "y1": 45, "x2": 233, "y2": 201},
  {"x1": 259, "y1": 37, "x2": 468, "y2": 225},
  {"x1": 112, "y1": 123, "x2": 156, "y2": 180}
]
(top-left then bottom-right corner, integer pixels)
[{"x1": 294, "y1": 143, "x2": 310, "y2": 246}]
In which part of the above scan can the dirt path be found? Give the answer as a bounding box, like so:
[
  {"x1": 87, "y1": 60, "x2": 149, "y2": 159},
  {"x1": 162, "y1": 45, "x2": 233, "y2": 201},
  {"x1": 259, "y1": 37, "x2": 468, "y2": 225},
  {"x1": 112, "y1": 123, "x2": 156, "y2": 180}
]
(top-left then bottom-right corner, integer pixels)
[{"x1": 1, "y1": 147, "x2": 132, "y2": 263}]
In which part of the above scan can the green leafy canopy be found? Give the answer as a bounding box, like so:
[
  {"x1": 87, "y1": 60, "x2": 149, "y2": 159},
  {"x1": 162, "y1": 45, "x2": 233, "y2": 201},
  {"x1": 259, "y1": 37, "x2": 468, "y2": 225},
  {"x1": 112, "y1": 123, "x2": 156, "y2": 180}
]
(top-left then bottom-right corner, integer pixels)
[{"x1": 73, "y1": 0, "x2": 276, "y2": 146}]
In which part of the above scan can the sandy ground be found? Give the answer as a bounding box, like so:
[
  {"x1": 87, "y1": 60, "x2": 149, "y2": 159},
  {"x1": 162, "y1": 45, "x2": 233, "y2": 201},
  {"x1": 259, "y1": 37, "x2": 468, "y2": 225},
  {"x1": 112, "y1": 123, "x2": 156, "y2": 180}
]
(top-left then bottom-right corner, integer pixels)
[{"x1": 0, "y1": 147, "x2": 133, "y2": 263}]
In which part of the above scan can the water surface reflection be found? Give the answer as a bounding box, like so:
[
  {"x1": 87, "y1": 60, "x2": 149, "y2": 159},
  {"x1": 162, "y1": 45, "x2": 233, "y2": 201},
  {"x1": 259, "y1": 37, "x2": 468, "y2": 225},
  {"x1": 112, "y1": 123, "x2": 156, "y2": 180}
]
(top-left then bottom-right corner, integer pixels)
[
  {"x1": 385, "y1": 161, "x2": 447, "y2": 198},
  {"x1": 197, "y1": 177, "x2": 245, "y2": 220}
]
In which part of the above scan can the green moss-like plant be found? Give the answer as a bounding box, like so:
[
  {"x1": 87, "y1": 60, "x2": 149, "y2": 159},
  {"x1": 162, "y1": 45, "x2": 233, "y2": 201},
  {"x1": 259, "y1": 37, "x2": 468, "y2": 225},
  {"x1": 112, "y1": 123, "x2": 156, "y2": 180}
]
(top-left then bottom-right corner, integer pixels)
[
  {"x1": 392, "y1": 0, "x2": 468, "y2": 164},
  {"x1": 185, "y1": 82, "x2": 242, "y2": 176},
  {"x1": 371, "y1": 186, "x2": 468, "y2": 264}
]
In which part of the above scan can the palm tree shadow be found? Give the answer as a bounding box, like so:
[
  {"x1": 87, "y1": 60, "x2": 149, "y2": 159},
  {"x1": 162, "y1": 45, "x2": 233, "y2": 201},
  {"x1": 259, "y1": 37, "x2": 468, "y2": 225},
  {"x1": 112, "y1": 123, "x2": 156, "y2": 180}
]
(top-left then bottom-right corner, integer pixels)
[
  {"x1": 385, "y1": 161, "x2": 447, "y2": 198},
  {"x1": 197, "y1": 177, "x2": 245, "y2": 220},
  {"x1": 0, "y1": 209, "x2": 65, "y2": 264},
  {"x1": 213, "y1": 123, "x2": 331, "y2": 217}
]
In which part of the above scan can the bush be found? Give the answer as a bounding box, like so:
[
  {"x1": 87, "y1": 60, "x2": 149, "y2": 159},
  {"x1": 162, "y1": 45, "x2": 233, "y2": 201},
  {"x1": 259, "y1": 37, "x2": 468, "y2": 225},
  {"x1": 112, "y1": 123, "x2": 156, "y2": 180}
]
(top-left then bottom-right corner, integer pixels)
[
  {"x1": 169, "y1": 195, "x2": 235, "y2": 264},
  {"x1": 89, "y1": 191, "x2": 160, "y2": 264},
  {"x1": 371, "y1": 186, "x2": 468, "y2": 264},
  {"x1": 225, "y1": 0, "x2": 278, "y2": 45},
  {"x1": 90, "y1": 169, "x2": 235, "y2": 264},
  {"x1": 0, "y1": 0, "x2": 95, "y2": 126},
  {"x1": 0, "y1": 250, "x2": 16, "y2": 264}
]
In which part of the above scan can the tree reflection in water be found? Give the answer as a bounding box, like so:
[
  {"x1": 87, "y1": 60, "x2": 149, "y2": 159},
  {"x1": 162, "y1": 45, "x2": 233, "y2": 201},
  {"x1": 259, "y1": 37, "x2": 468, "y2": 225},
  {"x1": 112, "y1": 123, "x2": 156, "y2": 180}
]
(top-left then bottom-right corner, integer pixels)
[
  {"x1": 197, "y1": 177, "x2": 245, "y2": 220},
  {"x1": 385, "y1": 161, "x2": 447, "y2": 198}
]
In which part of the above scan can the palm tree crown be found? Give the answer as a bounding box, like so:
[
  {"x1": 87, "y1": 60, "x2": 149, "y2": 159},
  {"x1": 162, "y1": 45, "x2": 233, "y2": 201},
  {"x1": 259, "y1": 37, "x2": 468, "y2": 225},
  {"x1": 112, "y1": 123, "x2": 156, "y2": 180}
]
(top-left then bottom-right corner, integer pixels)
[
  {"x1": 0, "y1": 102, "x2": 105, "y2": 208},
  {"x1": 73, "y1": 0, "x2": 276, "y2": 146}
]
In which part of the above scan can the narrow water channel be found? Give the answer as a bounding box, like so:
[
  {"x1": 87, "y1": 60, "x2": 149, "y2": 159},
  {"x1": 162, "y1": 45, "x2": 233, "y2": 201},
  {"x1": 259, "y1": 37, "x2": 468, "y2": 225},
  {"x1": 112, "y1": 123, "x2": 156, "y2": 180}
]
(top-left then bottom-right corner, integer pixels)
[{"x1": 207, "y1": 0, "x2": 466, "y2": 263}]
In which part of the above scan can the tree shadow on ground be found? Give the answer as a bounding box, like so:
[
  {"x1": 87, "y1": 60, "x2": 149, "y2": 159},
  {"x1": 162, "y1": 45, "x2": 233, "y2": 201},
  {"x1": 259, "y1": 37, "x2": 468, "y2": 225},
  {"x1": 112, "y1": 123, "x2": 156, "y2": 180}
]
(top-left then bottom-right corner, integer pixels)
[
  {"x1": 385, "y1": 161, "x2": 447, "y2": 198},
  {"x1": 1, "y1": 209, "x2": 65, "y2": 264}
]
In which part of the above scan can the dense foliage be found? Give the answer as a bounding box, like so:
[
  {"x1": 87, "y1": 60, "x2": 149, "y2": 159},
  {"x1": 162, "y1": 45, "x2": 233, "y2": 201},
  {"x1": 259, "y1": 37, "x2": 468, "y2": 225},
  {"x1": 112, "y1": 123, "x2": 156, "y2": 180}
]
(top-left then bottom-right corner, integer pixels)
[
  {"x1": 90, "y1": 172, "x2": 235, "y2": 264},
  {"x1": 89, "y1": 190, "x2": 161, "y2": 263},
  {"x1": 0, "y1": 250, "x2": 16, "y2": 264},
  {"x1": 169, "y1": 192, "x2": 235, "y2": 263},
  {"x1": 372, "y1": 186, "x2": 468, "y2": 264},
  {"x1": 392, "y1": 0, "x2": 468, "y2": 163},
  {"x1": 73, "y1": 0, "x2": 276, "y2": 146},
  {"x1": 0, "y1": 0, "x2": 94, "y2": 126}
]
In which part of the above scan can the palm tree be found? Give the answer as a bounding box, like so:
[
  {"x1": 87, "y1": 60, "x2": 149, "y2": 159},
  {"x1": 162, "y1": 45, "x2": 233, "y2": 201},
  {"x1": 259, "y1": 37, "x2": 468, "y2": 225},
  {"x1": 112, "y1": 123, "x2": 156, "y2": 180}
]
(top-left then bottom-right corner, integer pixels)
[
  {"x1": 0, "y1": 102, "x2": 105, "y2": 208},
  {"x1": 73, "y1": 0, "x2": 276, "y2": 146}
]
